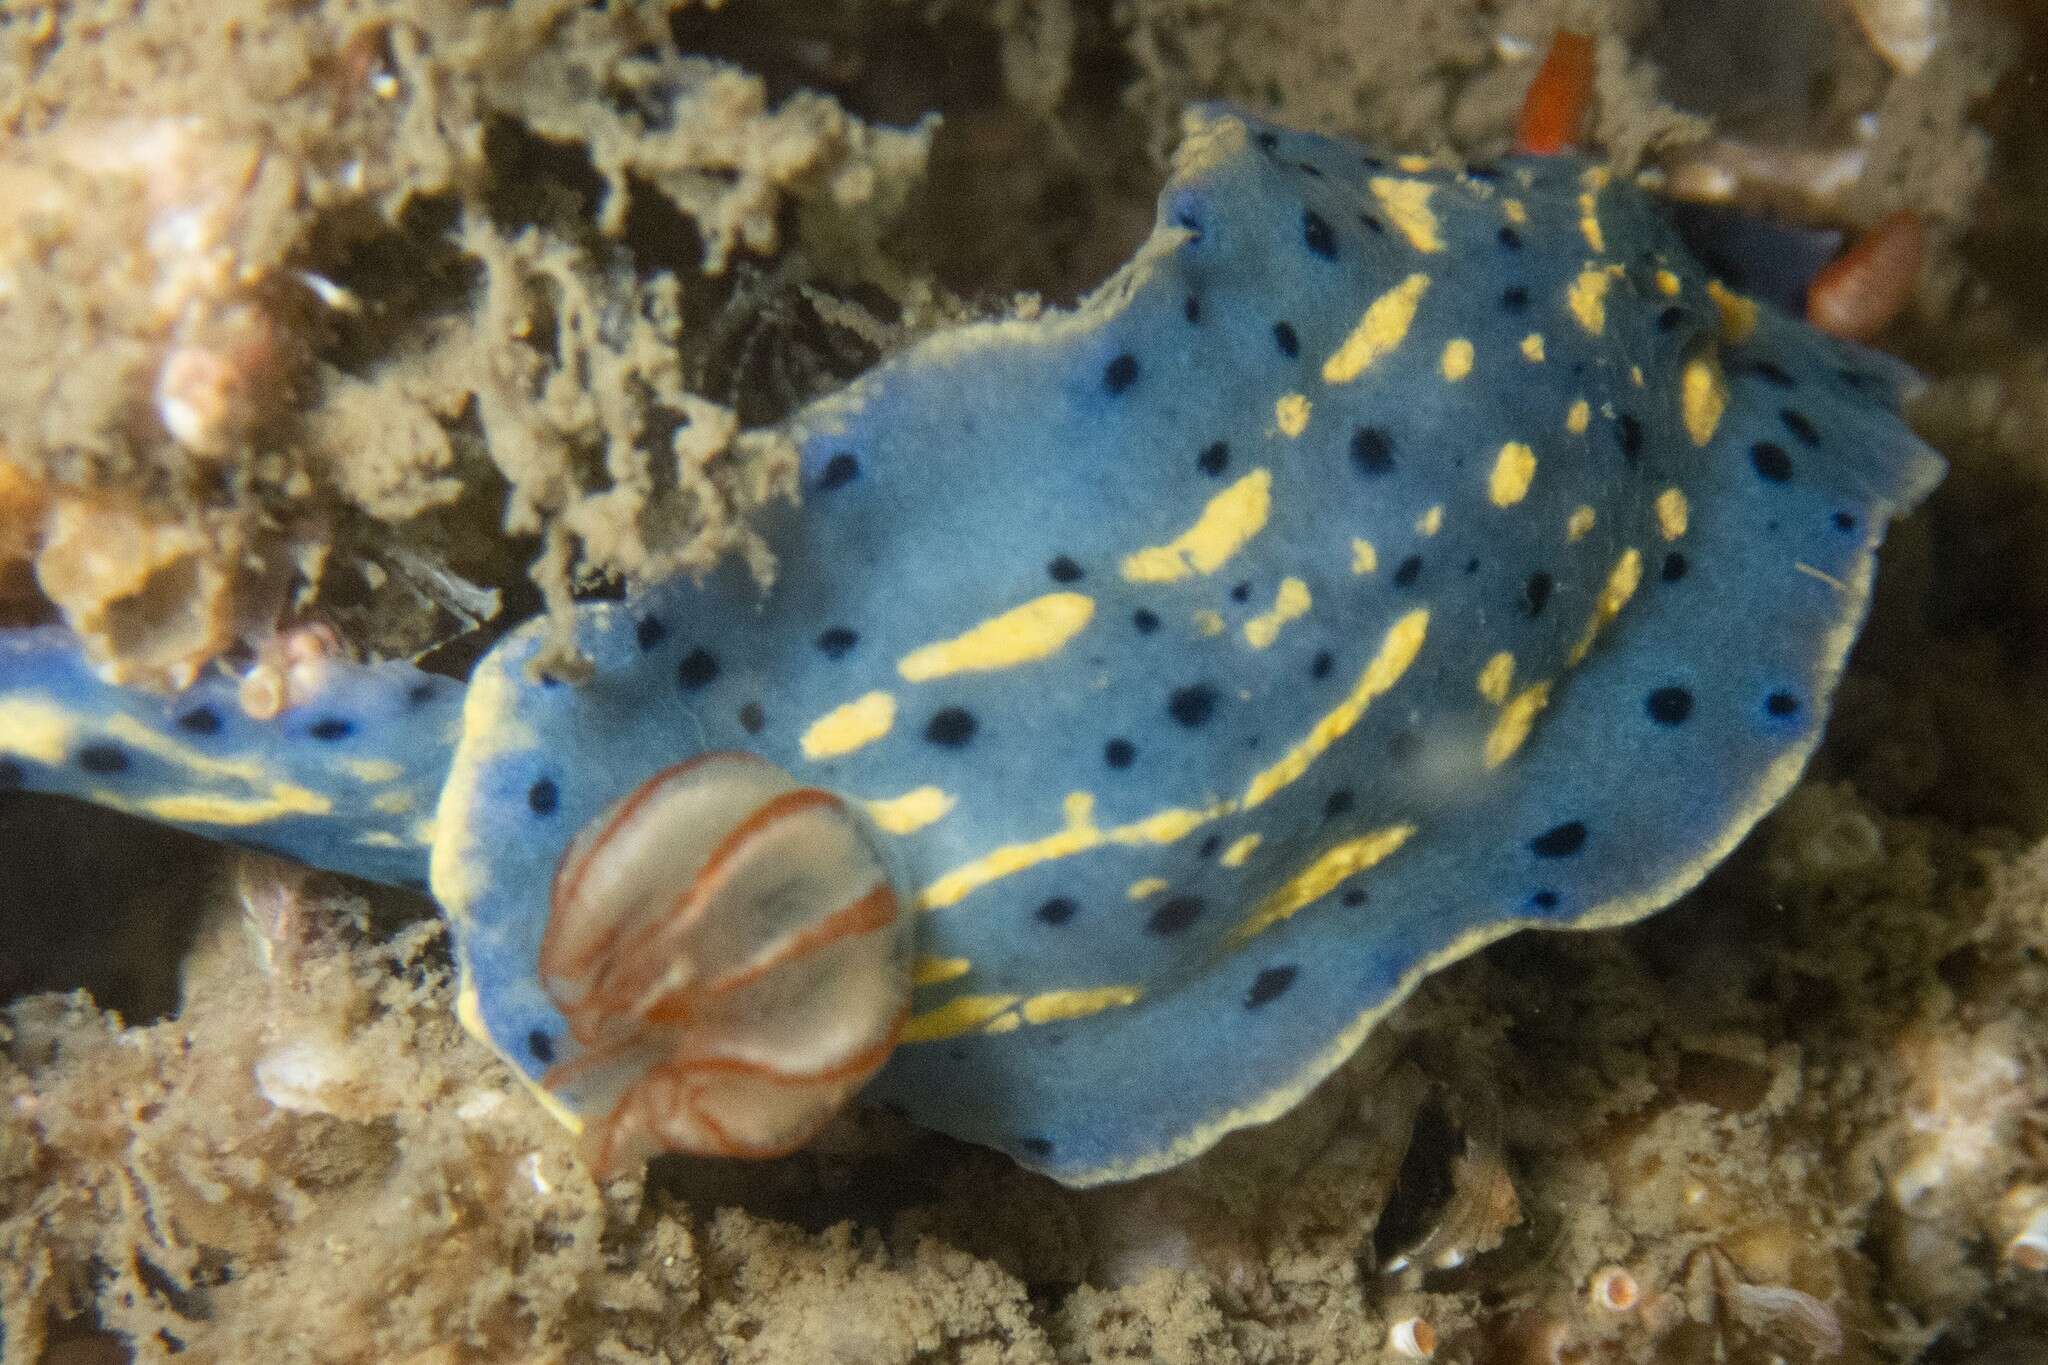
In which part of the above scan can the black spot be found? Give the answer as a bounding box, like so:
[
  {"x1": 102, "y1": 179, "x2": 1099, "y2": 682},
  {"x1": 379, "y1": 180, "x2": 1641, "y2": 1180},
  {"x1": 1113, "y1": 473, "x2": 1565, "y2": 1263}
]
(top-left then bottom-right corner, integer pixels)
[
  {"x1": 1528, "y1": 889, "x2": 1559, "y2": 911},
  {"x1": 1464, "y1": 557, "x2": 1480, "y2": 574},
  {"x1": 816, "y1": 451, "x2": 860, "y2": 491},
  {"x1": 1646, "y1": 686, "x2": 1694, "y2": 725},
  {"x1": 1360, "y1": 212, "x2": 1387, "y2": 234},
  {"x1": 1340, "y1": 887, "x2": 1367, "y2": 908},
  {"x1": 1360, "y1": 152, "x2": 1385, "y2": 170},
  {"x1": 1780, "y1": 408, "x2": 1820, "y2": 446},
  {"x1": 1497, "y1": 225, "x2": 1522, "y2": 250},
  {"x1": 1167, "y1": 684, "x2": 1218, "y2": 728},
  {"x1": 1351, "y1": 425, "x2": 1396, "y2": 476},
  {"x1": 1037, "y1": 896, "x2": 1077, "y2": 926},
  {"x1": 1310, "y1": 649, "x2": 1334, "y2": 679},
  {"x1": 1230, "y1": 580, "x2": 1252, "y2": 603},
  {"x1": 1184, "y1": 293, "x2": 1202, "y2": 323},
  {"x1": 1832, "y1": 511, "x2": 1857, "y2": 532},
  {"x1": 1656, "y1": 305, "x2": 1684, "y2": 332},
  {"x1": 1386, "y1": 728, "x2": 1422, "y2": 767},
  {"x1": 1530, "y1": 821, "x2": 1588, "y2": 857},
  {"x1": 308, "y1": 717, "x2": 355, "y2": 742},
  {"x1": 1199, "y1": 834, "x2": 1223, "y2": 858},
  {"x1": 526, "y1": 777, "x2": 558, "y2": 815},
  {"x1": 1048, "y1": 554, "x2": 1085, "y2": 583},
  {"x1": 1296, "y1": 160, "x2": 1325, "y2": 179},
  {"x1": 1103, "y1": 352, "x2": 1139, "y2": 395},
  {"x1": 1147, "y1": 896, "x2": 1204, "y2": 935},
  {"x1": 1132, "y1": 608, "x2": 1160, "y2": 634},
  {"x1": 1392, "y1": 555, "x2": 1422, "y2": 588},
  {"x1": 1766, "y1": 690, "x2": 1800, "y2": 717},
  {"x1": 1104, "y1": 738, "x2": 1136, "y2": 769},
  {"x1": 1501, "y1": 285, "x2": 1529, "y2": 312},
  {"x1": 1751, "y1": 359, "x2": 1797, "y2": 388},
  {"x1": 1616, "y1": 413, "x2": 1644, "y2": 464},
  {"x1": 176, "y1": 706, "x2": 222, "y2": 736},
  {"x1": 635, "y1": 616, "x2": 667, "y2": 651},
  {"x1": 1273, "y1": 321, "x2": 1300, "y2": 357},
  {"x1": 1661, "y1": 551, "x2": 1689, "y2": 582},
  {"x1": 925, "y1": 707, "x2": 977, "y2": 746},
  {"x1": 1302, "y1": 208, "x2": 1337, "y2": 259},
  {"x1": 1019, "y1": 1137, "x2": 1055, "y2": 1158},
  {"x1": 1197, "y1": 441, "x2": 1229, "y2": 477},
  {"x1": 1245, "y1": 966, "x2": 1298, "y2": 1009},
  {"x1": 1751, "y1": 441, "x2": 1793, "y2": 483},
  {"x1": 527, "y1": 1030, "x2": 555, "y2": 1065},
  {"x1": 676, "y1": 648, "x2": 720, "y2": 690},
  {"x1": 76, "y1": 743, "x2": 128, "y2": 775},
  {"x1": 1323, "y1": 788, "x2": 1355, "y2": 819},
  {"x1": 738, "y1": 701, "x2": 766, "y2": 734},
  {"x1": 1256, "y1": 129, "x2": 1279, "y2": 152},
  {"x1": 0, "y1": 757, "x2": 22, "y2": 789},
  {"x1": 1521, "y1": 571, "x2": 1554, "y2": 616},
  {"x1": 407, "y1": 680, "x2": 441, "y2": 707},
  {"x1": 1467, "y1": 161, "x2": 1502, "y2": 180},
  {"x1": 816, "y1": 627, "x2": 858, "y2": 659}
]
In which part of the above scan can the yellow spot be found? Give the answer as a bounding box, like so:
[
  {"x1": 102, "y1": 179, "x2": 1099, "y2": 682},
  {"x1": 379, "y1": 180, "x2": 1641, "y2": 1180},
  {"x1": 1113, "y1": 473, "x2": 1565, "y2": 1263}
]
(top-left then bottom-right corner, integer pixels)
[
  {"x1": 983, "y1": 1013, "x2": 1021, "y2": 1034},
  {"x1": 903, "y1": 994, "x2": 1020, "y2": 1043},
  {"x1": 913, "y1": 955, "x2": 972, "y2": 986},
  {"x1": 0, "y1": 697, "x2": 78, "y2": 763},
  {"x1": 1566, "y1": 398, "x2": 1591, "y2": 434},
  {"x1": 1577, "y1": 171, "x2": 1609, "y2": 252},
  {"x1": 128, "y1": 792, "x2": 330, "y2": 826},
  {"x1": 866, "y1": 785, "x2": 957, "y2": 834},
  {"x1": 1322, "y1": 273, "x2": 1431, "y2": 383},
  {"x1": 1795, "y1": 561, "x2": 1851, "y2": 593},
  {"x1": 918, "y1": 791, "x2": 1226, "y2": 910},
  {"x1": 1415, "y1": 505, "x2": 1444, "y2": 537},
  {"x1": 345, "y1": 758, "x2": 403, "y2": 784},
  {"x1": 1520, "y1": 333, "x2": 1546, "y2": 363},
  {"x1": 801, "y1": 690, "x2": 896, "y2": 761},
  {"x1": 1368, "y1": 180, "x2": 1443, "y2": 253},
  {"x1": 1485, "y1": 681, "x2": 1553, "y2": 768},
  {"x1": 1566, "y1": 504, "x2": 1597, "y2": 542},
  {"x1": 1192, "y1": 609, "x2": 1225, "y2": 637},
  {"x1": 1655, "y1": 268, "x2": 1682, "y2": 296},
  {"x1": 1396, "y1": 153, "x2": 1432, "y2": 173},
  {"x1": 899, "y1": 591, "x2": 1094, "y2": 682},
  {"x1": 1243, "y1": 577, "x2": 1311, "y2": 649},
  {"x1": 1275, "y1": 392, "x2": 1312, "y2": 437},
  {"x1": 1681, "y1": 354, "x2": 1728, "y2": 445},
  {"x1": 1229, "y1": 825, "x2": 1416, "y2": 945},
  {"x1": 1441, "y1": 337, "x2": 1474, "y2": 381},
  {"x1": 1121, "y1": 469, "x2": 1272, "y2": 583},
  {"x1": 1351, "y1": 538, "x2": 1379, "y2": 574},
  {"x1": 355, "y1": 830, "x2": 406, "y2": 849},
  {"x1": 1222, "y1": 833, "x2": 1263, "y2": 867},
  {"x1": 1630, "y1": 365, "x2": 1646, "y2": 388},
  {"x1": 1126, "y1": 876, "x2": 1167, "y2": 901},
  {"x1": 1655, "y1": 488, "x2": 1690, "y2": 541},
  {"x1": 1020, "y1": 985, "x2": 1142, "y2": 1026},
  {"x1": 1489, "y1": 441, "x2": 1537, "y2": 507},
  {"x1": 1568, "y1": 548, "x2": 1644, "y2": 666},
  {"x1": 1477, "y1": 650, "x2": 1515, "y2": 705},
  {"x1": 1567, "y1": 267, "x2": 1610, "y2": 334},
  {"x1": 372, "y1": 789, "x2": 414, "y2": 815},
  {"x1": 1243, "y1": 609, "x2": 1428, "y2": 809},
  {"x1": 1503, "y1": 197, "x2": 1528, "y2": 224},
  {"x1": 1707, "y1": 279, "x2": 1758, "y2": 343}
]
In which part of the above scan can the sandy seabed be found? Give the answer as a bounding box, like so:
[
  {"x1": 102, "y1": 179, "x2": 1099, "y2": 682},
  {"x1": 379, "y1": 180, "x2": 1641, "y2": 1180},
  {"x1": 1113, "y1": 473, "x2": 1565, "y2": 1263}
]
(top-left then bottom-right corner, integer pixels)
[{"x1": 3, "y1": 1, "x2": 2048, "y2": 1361}]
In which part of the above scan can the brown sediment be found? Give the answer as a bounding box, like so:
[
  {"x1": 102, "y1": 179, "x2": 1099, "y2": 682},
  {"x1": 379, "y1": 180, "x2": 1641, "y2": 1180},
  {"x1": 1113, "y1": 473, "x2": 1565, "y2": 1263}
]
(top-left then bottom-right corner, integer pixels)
[{"x1": 5, "y1": 2, "x2": 2048, "y2": 1363}]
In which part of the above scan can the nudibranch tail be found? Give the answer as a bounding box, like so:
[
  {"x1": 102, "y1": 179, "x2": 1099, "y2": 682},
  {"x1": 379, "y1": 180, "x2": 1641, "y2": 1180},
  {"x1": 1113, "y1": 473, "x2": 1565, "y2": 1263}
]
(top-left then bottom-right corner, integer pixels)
[
  {"x1": 537, "y1": 751, "x2": 912, "y2": 1170},
  {"x1": 0, "y1": 626, "x2": 463, "y2": 887}
]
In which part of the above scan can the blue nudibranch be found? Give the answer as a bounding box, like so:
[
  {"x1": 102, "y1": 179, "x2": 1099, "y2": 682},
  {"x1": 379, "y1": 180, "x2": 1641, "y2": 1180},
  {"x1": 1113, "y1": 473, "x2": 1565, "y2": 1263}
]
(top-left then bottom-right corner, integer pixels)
[{"x1": 0, "y1": 107, "x2": 1943, "y2": 1185}]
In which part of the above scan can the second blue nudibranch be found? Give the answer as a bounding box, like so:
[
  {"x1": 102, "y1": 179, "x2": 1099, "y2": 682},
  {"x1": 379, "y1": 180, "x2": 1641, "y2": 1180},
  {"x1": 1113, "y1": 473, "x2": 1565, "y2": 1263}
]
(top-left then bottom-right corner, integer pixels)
[{"x1": 0, "y1": 106, "x2": 1942, "y2": 1186}]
